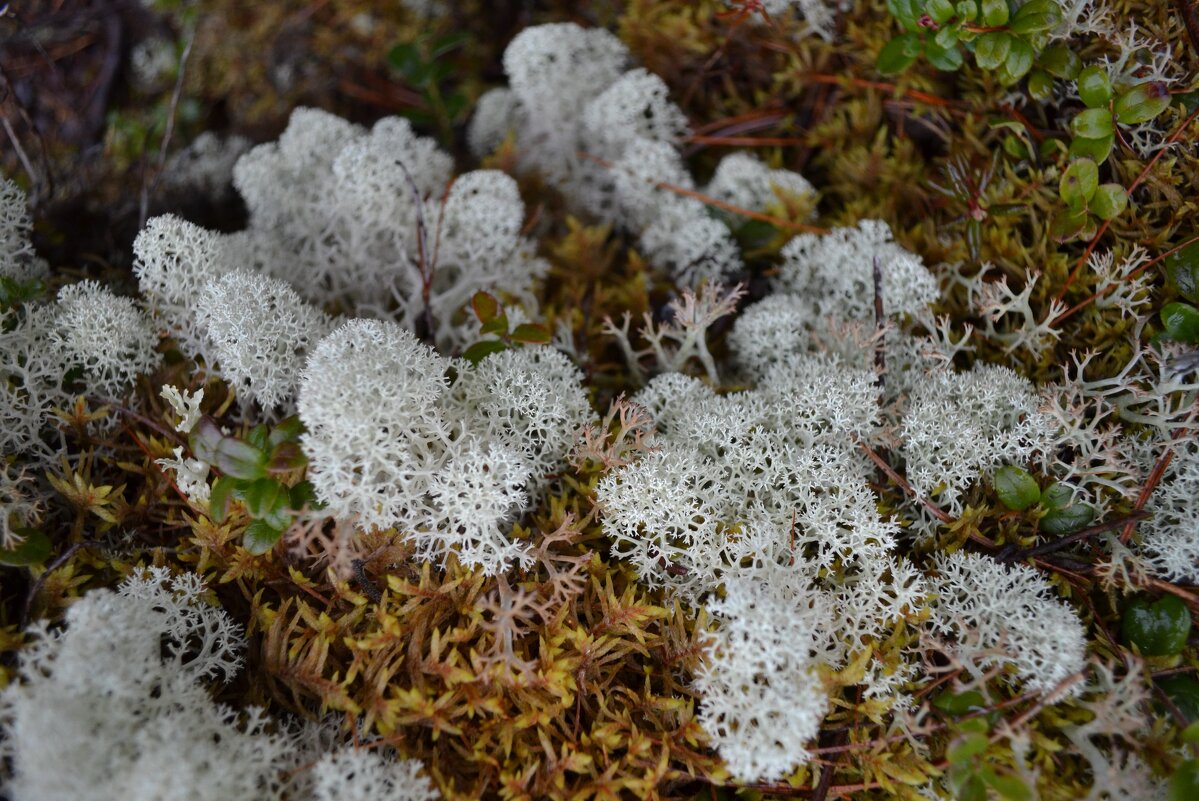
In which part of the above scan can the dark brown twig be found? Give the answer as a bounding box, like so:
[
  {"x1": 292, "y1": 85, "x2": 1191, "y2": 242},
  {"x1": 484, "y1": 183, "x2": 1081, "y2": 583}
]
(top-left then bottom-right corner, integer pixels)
[
  {"x1": 1004, "y1": 510, "x2": 1149, "y2": 562},
  {"x1": 140, "y1": 24, "x2": 196, "y2": 227}
]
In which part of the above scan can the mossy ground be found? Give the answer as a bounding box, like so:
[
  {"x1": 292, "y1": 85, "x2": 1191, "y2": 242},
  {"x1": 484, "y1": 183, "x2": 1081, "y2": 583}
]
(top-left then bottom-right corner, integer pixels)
[{"x1": 2, "y1": 1, "x2": 1198, "y2": 798}]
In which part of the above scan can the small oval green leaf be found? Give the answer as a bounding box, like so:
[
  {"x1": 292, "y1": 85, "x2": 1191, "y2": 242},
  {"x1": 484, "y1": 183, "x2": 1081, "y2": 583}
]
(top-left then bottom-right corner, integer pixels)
[
  {"x1": 1068, "y1": 134, "x2": 1114, "y2": 164},
  {"x1": 1001, "y1": 37, "x2": 1034, "y2": 83},
  {"x1": 1077, "y1": 65, "x2": 1113, "y2": 108},
  {"x1": 243, "y1": 520, "x2": 285, "y2": 556},
  {"x1": 1038, "y1": 44, "x2": 1080, "y2": 79},
  {"x1": 1090, "y1": 183, "x2": 1127, "y2": 221},
  {"x1": 510, "y1": 323, "x2": 552, "y2": 344},
  {"x1": 1115, "y1": 82, "x2": 1172, "y2": 125},
  {"x1": 471, "y1": 290, "x2": 500, "y2": 324},
  {"x1": 981, "y1": 0, "x2": 1009, "y2": 26},
  {"x1": 928, "y1": 0, "x2": 956, "y2": 24},
  {"x1": 1161, "y1": 302, "x2": 1199, "y2": 344},
  {"x1": 1165, "y1": 243, "x2": 1199, "y2": 304},
  {"x1": 1060, "y1": 158, "x2": 1099, "y2": 207},
  {"x1": 994, "y1": 466, "x2": 1041, "y2": 511},
  {"x1": 1071, "y1": 108, "x2": 1114, "y2": 140},
  {"x1": 1121, "y1": 595, "x2": 1192, "y2": 657},
  {"x1": 877, "y1": 34, "x2": 923, "y2": 75},
  {"x1": 975, "y1": 31, "x2": 1012, "y2": 70},
  {"x1": 926, "y1": 39, "x2": 965, "y2": 71}
]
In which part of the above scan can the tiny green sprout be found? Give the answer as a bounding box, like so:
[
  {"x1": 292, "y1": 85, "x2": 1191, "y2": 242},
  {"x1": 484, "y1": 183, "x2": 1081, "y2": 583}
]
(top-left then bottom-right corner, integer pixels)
[
  {"x1": 196, "y1": 416, "x2": 313, "y2": 555},
  {"x1": 1054, "y1": 157, "x2": 1127, "y2": 241},
  {"x1": 463, "y1": 290, "x2": 553, "y2": 364},
  {"x1": 1121, "y1": 595, "x2": 1192, "y2": 657},
  {"x1": 994, "y1": 465, "x2": 1040, "y2": 511}
]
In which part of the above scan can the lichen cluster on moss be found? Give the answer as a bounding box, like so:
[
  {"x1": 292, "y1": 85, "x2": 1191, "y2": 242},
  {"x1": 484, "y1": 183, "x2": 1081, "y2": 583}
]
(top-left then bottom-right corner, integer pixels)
[{"x1": 2, "y1": 1, "x2": 1199, "y2": 799}]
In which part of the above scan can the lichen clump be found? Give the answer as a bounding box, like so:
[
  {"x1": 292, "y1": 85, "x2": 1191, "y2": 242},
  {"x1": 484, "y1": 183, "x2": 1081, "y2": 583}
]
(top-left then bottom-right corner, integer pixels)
[{"x1": 2, "y1": 2, "x2": 1198, "y2": 800}]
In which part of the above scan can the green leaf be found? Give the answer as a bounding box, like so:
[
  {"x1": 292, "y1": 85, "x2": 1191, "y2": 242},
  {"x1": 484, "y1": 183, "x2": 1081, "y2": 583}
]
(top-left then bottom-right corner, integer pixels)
[
  {"x1": 877, "y1": 34, "x2": 923, "y2": 74},
  {"x1": 1039, "y1": 481, "x2": 1074, "y2": 510},
  {"x1": 1039, "y1": 501, "x2": 1094, "y2": 535},
  {"x1": 1039, "y1": 482, "x2": 1095, "y2": 535},
  {"x1": 208, "y1": 476, "x2": 238, "y2": 525},
  {"x1": 268, "y1": 416, "x2": 305, "y2": 447},
  {"x1": 947, "y1": 732, "x2": 990, "y2": 763},
  {"x1": 0, "y1": 275, "x2": 46, "y2": 309},
  {"x1": 979, "y1": 768, "x2": 1032, "y2": 801},
  {"x1": 926, "y1": 39, "x2": 965, "y2": 71},
  {"x1": 246, "y1": 423, "x2": 271, "y2": 452},
  {"x1": 994, "y1": 466, "x2": 1041, "y2": 510},
  {"x1": 1164, "y1": 242, "x2": 1199, "y2": 304},
  {"x1": 289, "y1": 480, "x2": 323, "y2": 511},
  {"x1": 0, "y1": 529, "x2": 52, "y2": 567},
  {"x1": 1060, "y1": 158, "x2": 1098, "y2": 207},
  {"x1": 214, "y1": 437, "x2": 268, "y2": 481},
  {"x1": 189, "y1": 418, "x2": 225, "y2": 464},
  {"x1": 471, "y1": 290, "x2": 500, "y2": 324},
  {"x1": 959, "y1": 774, "x2": 988, "y2": 801},
  {"x1": 1115, "y1": 82, "x2": 1172, "y2": 125},
  {"x1": 1177, "y1": 89, "x2": 1199, "y2": 113},
  {"x1": 1122, "y1": 595, "x2": 1192, "y2": 657},
  {"x1": 266, "y1": 441, "x2": 308, "y2": 476},
  {"x1": 1028, "y1": 69, "x2": 1054, "y2": 100},
  {"x1": 510, "y1": 323, "x2": 552, "y2": 345},
  {"x1": 1077, "y1": 65, "x2": 1113, "y2": 108},
  {"x1": 462, "y1": 340, "x2": 508, "y2": 365},
  {"x1": 1000, "y1": 37, "x2": 1034, "y2": 83},
  {"x1": 928, "y1": 0, "x2": 956, "y2": 24},
  {"x1": 387, "y1": 42, "x2": 424, "y2": 80},
  {"x1": 243, "y1": 520, "x2": 285, "y2": 556},
  {"x1": 935, "y1": 24, "x2": 962, "y2": 51},
  {"x1": 1009, "y1": 0, "x2": 1061, "y2": 33},
  {"x1": 887, "y1": 0, "x2": 924, "y2": 31},
  {"x1": 1184, "y1": 720, "x2": 1199, "y2": 742},
  {"x1": 1038, "y1": 44, "x2": 1080, "y2": 79},
  {"x1": 1159, "y1": 675, "x2": 1199, "y2": 722},
  {"x1": 974, "y1": 31, "x2": 1011, "y2": 70},
  {"x1": 1050, "y1": 207, "x2": 1094, "y2": 243},
  {"x1": 1070, "y1": 108, "x2": 1114, "y2": 139},
  {"x1": 240, "y1": 478, "x2": 285, "y2": 519},
  {"x1": 1089, "y1": 183, "x2": 1127, "y2": 221},
  {"x1": 479, "y1": 315, "x2": 510, "y2": 337},
  {"x1": 1162, "y1": 302, "x2": 1199, "y2": 344},
  {"x1": 1171, "y1": 761, "x2": 1199, "y2": 801},
  {"x1": 1068, "y1": 134, "x2": 1114, "y2": 164},
  {"x1": 980, "y1": 0, "x2": 1009, "y2": 26},
  {"x1": 735, "y1": 218, "x2": 781, "y2": 248},
  {"x1": 935, "y1": 689, "x2": 987, "y2": 716},
  {"x1": 956, "y1": 0, "x2": 979, "y2": 20}
]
